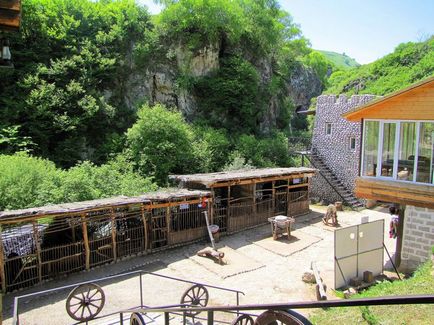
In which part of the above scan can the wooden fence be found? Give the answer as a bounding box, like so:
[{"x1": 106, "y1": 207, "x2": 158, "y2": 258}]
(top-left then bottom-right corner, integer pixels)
[{"x1": 0, "y1": 186, "x2": 311, "y2": 292}]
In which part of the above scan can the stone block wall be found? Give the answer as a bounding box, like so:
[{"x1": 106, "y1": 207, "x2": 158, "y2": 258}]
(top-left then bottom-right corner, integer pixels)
[
  {"x1": 401, "y1": 205, "x2": 434, "y2": 272},
  {"x1": 311, "y1": 94, "x2": 377, "y2": 201}
]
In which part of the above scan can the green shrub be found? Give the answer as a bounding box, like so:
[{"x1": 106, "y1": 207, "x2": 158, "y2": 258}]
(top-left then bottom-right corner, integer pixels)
[
  {"x1": 0, "y1": 153, "x2": 60, "y2": 210},
  {"x1": 0, "y1": 153, "x2": 157, "y2": 211},
  {"x1": 126, "y1": 103, "x2": 196, "y2": 184},
  {"x1": 191, "y1": 126, "x2": 232, "y2": 172},
  {"x1": 234, "y1": 132, "x2": 291, "y2": 168}
]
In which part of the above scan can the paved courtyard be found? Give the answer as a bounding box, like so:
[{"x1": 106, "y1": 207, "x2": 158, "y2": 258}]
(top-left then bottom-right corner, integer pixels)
[{"x1": 2, "y1": 205, "x2": 396, "y2": 324}]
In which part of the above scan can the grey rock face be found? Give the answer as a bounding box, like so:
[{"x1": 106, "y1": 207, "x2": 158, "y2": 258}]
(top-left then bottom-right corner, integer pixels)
[{"x1": 123, "y1": 41, "x2": 322, "y2": 131}]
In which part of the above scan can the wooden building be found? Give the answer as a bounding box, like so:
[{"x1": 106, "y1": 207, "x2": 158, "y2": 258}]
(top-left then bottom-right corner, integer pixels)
[
  {"x1": 0, "y1": 190, "x2": 211, "y2": 292},
  {"x1": 343, "y1": 76, "x2": 434, "y2": 271},
  {"x1": 0, "y1": 168, "x2": 316, "y2": 292},
  {"x1": 0, "y1": 0, "x2": 21, "y2": 31},
  {"x1": 170, "y1": 167, "x2": 316, "y2": 234}
]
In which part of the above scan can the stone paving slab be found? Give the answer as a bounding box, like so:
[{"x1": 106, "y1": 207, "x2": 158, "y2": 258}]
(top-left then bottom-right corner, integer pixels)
[
  {"x1": 189, "y1": 246, "x2": 265, "y2": 279},
  {"x1": 251, "y1": 230, "x2": 323, "y2": 257}
]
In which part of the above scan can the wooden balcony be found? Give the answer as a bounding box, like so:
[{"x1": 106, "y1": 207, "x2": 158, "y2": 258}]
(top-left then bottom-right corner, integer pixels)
[{"x1": 355, "y1": 177, "x2": 434, "y2": 209}]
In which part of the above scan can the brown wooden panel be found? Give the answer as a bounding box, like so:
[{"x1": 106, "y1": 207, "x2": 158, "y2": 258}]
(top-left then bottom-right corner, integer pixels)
[
  {"x1": 0, "y1": 15, "x2": 20, "y2": 28},
  {"x1": 355, "y1": 177, "x2": 434, "y2": 209},
  {"x1": 0, "y1": 0, "x2": 21, "y2": 11},
  {"x1": 345, "y1": 80, "x2": 434, "y2": 122}
]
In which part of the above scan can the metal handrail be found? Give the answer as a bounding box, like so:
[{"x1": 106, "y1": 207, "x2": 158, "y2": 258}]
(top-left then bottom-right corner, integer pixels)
[
  {"x1": 122, "y1": 294, "x2": 434, "y2": 314},
  {"x1": 12, "y1": 270, "x2": 245, "y2": 325}
]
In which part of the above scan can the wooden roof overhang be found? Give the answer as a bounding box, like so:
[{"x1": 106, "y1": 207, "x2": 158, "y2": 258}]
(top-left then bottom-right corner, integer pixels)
[
  {"x1": 170, "y1": 167, "x2": 317, "y2": 188},
  {"x1": 0, "y1": 0, "x2": 21, "y2": 31},
  {"x1": 0, "y1": 189, "x2": 211, "y2": 224},
  {"x1": 343, "y1": 76, "x2": 434, "y2": 122},
  {"x1": 355, "y1": 177, "x2": 434, "y2": 209}
]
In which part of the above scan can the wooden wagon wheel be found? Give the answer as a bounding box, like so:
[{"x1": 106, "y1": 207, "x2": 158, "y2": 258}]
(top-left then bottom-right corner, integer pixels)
[
  {"x1": 130, "y1": 312, "x2": 146, "y2": 325},
  {"x1": 66, "y1": 283, "x2": 105, "y2": 322},
  {"x1": 254, "y1": 310, "x2": 312, "y2": 325},
  {"x1": 231, "y1": 314, "x2": 254, "y2": 325},
  {"x1": 180, "y1": 284, "x2": 209, "y2": 316}
]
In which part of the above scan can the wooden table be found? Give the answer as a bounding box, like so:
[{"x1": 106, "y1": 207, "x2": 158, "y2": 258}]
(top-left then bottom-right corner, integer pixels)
[{"x1": 268, "y1": 216, "x2": 295, "y2": 240}]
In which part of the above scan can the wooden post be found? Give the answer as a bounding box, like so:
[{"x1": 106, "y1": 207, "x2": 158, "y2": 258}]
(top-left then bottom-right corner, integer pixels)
[
  {"x1": 0, "y1": 226, "x2": 6, "y2": 293},
  {"x1": 272, "y1": 181, "x2": 276, "y2": 216},
  {"x1": 252, "y1": 183, "x2": 257, "y2": 218},
  {"x1": 141, "y1": 205, "x2": 149, "y2": 253},
  {"x1": 209, "y1": 196, "x2": 214, "y2": 225},
  {"x1": 32, "y1": 221, "x2": 42, "y2": 283},
  {"x1": 166, "y1": 205, "x2": 171, "y2": 245},
  {"x1": 286, "y1": 179, "x2": 290, "y2": 217},
  {"x1": 81, "y1": 214, "x2": 90, "y2": 271},
  {"x1": 111, "y1": 209, "x2": 117, "y2": 261},
  {"x1": 227, "y1": 186, "x2": 231, "y2": 231}
]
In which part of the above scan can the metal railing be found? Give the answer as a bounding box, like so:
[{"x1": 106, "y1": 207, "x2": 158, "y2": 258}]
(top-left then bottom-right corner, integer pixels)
[
  {"x1": 12, "y1": 270, "x2": 244, "y2": 325},
  {"x1": 120, "y1": 295, "x2": 434, "y2": 325}
]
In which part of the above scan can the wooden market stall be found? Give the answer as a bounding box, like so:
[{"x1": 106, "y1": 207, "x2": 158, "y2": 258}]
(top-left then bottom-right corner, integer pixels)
[
  {"x1": 0, "y1": 189, "x2": 210, "y2": 292},
  {"x1": 171, "y1": 167, "x2": 316, "y2": 234}
]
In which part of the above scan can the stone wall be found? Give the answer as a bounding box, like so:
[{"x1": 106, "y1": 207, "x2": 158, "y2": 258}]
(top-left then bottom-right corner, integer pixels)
[
  {"x1": 401, "y1": 205, "x2": 434, "y2": 272},
  {"x1": 311, "y1": 94, "x2": 377, "y2": 202}
]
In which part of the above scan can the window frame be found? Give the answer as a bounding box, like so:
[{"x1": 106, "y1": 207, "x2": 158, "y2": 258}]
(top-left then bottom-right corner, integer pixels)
[
  {"x1": 361, "y1": 119, "x2": 433, "y2": 186},
  {"x1": 349, "y1": 137, "x2": 357, "y2": 151},
  {"x1": 325, "y1": 122, "x2": 332, "y2": 135}
]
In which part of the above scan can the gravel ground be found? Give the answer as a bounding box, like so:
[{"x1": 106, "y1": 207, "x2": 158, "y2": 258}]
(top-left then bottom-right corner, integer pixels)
[{"x1": 2, "y1": 205, "x2": 396, "y2": 325}]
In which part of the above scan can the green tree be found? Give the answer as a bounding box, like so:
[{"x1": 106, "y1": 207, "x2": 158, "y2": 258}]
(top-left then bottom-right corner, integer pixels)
[{"x1": 126, "y1": 104, "x2": 195, "y2": 184}]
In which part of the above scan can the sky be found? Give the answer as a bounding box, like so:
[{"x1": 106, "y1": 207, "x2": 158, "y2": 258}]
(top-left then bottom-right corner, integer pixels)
[{"x1": 137, "y1": 0, "x2": 434, "y2": 64}]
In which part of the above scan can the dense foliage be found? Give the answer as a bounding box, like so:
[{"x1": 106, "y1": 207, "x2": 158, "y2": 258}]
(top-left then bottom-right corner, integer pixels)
[
  {"x1": 325, "y1": 37, "x2": 434, "y2": 95},
  {"x1": 1, "y1": 0, "x2": 152, "y2": 167},
  {"x1": 0, "y1": 153, "x2": 157, "y2": 211}
]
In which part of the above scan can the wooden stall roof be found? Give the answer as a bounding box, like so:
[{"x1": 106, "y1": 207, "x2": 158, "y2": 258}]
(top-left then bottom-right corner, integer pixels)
[
  {"x1": 140, "y1": 189, "x2": 210, "y2": 201},
  {"x1": 170, "y1": 167, "x2": 317, "y2": 187},
  {"x1": 0, "y1": 0, "x2": 21, "y2": 31},
  {"x1": 343, "y1": 76, "x2": 434, "y2": 122},
  {"x1": 0, "y1": 189, "x2": 211, "y2": 222}
]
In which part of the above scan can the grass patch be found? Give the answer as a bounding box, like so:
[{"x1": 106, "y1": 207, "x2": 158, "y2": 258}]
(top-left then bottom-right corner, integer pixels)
[{"x1": 309, "y1": 260, "x2": 434, "y2": 324}]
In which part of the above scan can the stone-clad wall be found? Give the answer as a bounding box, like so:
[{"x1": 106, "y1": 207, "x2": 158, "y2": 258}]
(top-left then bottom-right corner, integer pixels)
[
  {"x1": 311, "y1": 94, "x2": 377, "y2": 199},
  {"x1": 401, "y1": 205, "x2": 434, "y2": 272}
]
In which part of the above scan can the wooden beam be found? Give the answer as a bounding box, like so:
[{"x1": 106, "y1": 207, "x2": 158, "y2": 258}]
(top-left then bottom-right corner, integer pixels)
[
  {"x1": 141, "y1": 205, "x2": 149, "y2": 253},
  {"x1": 166, "y1": 206, "x2": 171, "y2": 246},
  {"x1": 355, "y1": 178, "x2": 434, "y2": 209},
  {"x1": 0, "y1": 226, "x2": 6, "y2": 293},
  {"x1": 81, "y1": 214, "x2": 90, "y2": 270},
  {"x1": 110, "y1": 209, "x2": 117, "y2": 261},
  {"x1": 0, "y1": 0, "x2": 21, "y2": 11},
  {"x1": 209, "y1": 174, "x2": 315, "y2": 188},
  {"x1": 32, "y1": 221, "x2": 42, "y2": 283}
]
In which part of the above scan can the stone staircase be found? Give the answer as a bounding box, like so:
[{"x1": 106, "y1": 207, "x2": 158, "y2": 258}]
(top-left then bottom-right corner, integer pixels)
[{"x1": 308, "y1": 153, "x2": 364, "y2": 210}]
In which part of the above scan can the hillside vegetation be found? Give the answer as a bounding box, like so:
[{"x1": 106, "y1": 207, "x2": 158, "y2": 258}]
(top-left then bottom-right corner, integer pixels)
[
  {"x1": 0, "y1": 0, "x2": 330, "y2": 210},
  {"x1": 325, "y1": 37, "x2": 434, "y2": 95},
  {"x1": 318, "y1": 50, "x2": 360, "y2": 69}
]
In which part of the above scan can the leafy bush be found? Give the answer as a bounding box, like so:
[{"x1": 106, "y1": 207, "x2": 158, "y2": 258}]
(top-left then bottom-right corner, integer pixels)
[
  {"x1": 191, "y1": 126, "x2": 232, "y2": 172},
  {"x1": 0, "y1": 153, "x2": 156, "y2": 211},
  {"x1": 126, "y1": 103, "x2": 196, "y2": 184},
  {"x1": 0, "y1": 153, "x2": 59, "y2": 210},
  {"x1": 234, "y1": 132, "x2": 291, "y2": 168}
]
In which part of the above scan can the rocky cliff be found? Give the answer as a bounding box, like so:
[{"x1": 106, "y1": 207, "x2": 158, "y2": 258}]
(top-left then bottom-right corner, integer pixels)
[{"x1": 124, "y1": 41, "x2": 322, "y2": 132}]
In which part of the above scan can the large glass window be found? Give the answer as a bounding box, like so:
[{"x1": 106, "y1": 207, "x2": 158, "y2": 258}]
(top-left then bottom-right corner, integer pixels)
[
  {"x1": 362, "y1": 121, "x2": 379, "y2": 176},
  {"x1": 416, "y1": 122, "x2": 434, "y2": 184},
  {"x1": 362, "y1": 120, "x2": 434, "y2": 185},
  {"x1": 380, "y1": 123, "x2": 396, "y2": 177},
  {"x1": 397, "y1": 122, "x2": 416, "y2": 181}
]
